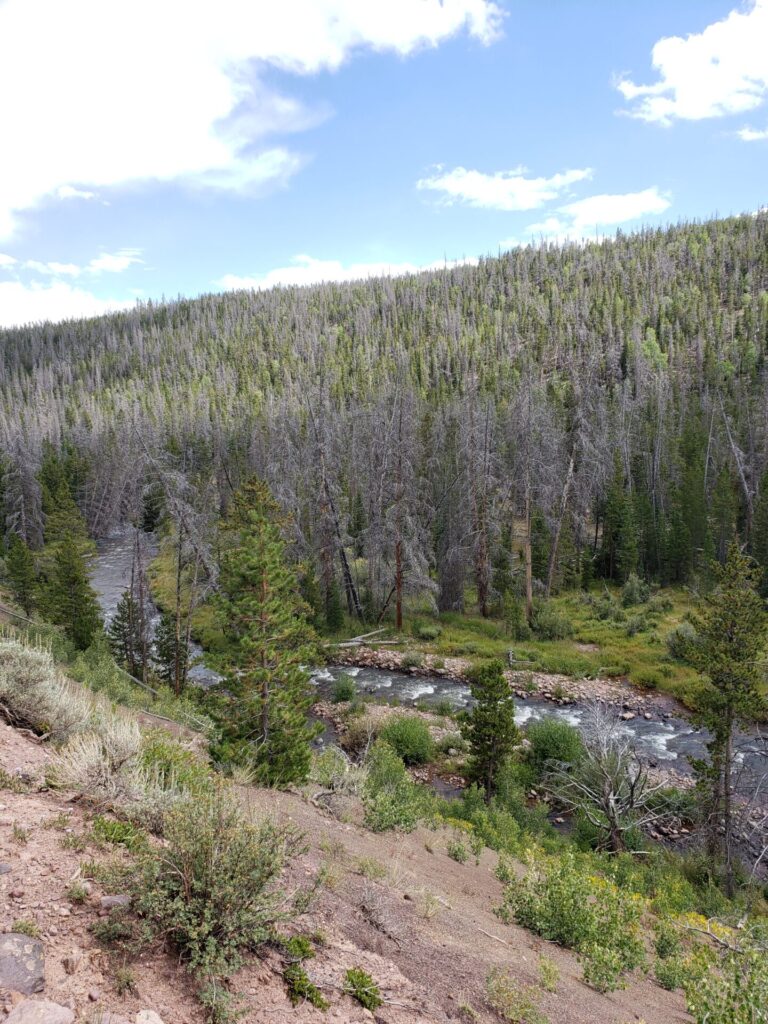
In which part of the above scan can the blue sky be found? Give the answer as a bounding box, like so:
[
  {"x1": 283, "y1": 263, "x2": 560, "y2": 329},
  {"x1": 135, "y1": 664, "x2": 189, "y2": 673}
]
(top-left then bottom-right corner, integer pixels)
[{"x1": 0, "y1": 0, "x2": 766, "y2": 326}]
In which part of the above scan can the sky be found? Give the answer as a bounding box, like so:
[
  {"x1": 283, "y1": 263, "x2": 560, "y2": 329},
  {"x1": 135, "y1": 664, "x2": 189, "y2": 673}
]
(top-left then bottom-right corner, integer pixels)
[{"x1": 0, "y1": 0, "x2": 766, "y2": 327}]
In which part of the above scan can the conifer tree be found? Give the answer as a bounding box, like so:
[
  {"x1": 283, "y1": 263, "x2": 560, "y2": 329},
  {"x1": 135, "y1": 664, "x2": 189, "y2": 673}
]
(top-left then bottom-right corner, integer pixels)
[
  {"x1": 153, "y1": 609, "x2": 189, "y2": 689},
  {"x1": 460, "y1": 659, "x2": 519, "y2": 800},
  {"x1": 216, "y1": 478, "x2": 320, "y2": 784},
  {"x1": 685, "y1": 543, "x2": 767, "y2": 895},
  {"x1": 47, "y1": 535, "x2": 102, "y2": 649},
  {"x1": 5, "y1": 534, "x2": 37, "y2": 615},
  {"x1": 108, "y1": 588, "x2": 145, "y2": 677}
]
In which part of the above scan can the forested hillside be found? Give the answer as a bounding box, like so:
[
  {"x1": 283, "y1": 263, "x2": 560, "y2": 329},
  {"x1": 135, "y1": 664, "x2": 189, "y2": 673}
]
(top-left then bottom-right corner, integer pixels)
[{"x1": 2, "y1": 214, "x2": 768, "y2": 618}]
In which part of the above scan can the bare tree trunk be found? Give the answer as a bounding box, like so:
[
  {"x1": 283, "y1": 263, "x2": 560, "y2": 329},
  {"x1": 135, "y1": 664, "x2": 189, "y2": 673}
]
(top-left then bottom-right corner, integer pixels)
[{"x1": 545, "y1": 451, "x2": 575, "y2": 597}]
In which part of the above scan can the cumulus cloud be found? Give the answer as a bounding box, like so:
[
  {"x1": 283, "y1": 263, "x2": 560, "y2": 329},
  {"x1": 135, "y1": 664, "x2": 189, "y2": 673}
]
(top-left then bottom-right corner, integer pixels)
[
  {"x1": 417, "y1": 165, "x2": 592, "y2": 211},
  {"x1": 738, "y1": 123, "x2": 768, "y2": 141},
  {"x1": 217, "y1": 253, "x2": 478, "y2": 290},
  {"x1": 9, "y1": 249, "x2": 144, "y2": 279},
  {"x1": 0, "y1": 0, "x2": 503, "y2": 239},
  {"x1": 617, "y1": 0, "x2": 768, "y2": 125},
  {"x1": 0, "y1": 280, "x2": 133, "y2": 328},
  {"x1": 511, "y1": 187, "x2": 672, "y2": 245}
]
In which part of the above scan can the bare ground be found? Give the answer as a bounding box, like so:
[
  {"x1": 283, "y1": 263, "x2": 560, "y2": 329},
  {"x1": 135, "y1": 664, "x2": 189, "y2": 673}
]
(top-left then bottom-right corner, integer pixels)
[{"x1": 1, "y1": 721, "x2": 691, "y2": 1024}]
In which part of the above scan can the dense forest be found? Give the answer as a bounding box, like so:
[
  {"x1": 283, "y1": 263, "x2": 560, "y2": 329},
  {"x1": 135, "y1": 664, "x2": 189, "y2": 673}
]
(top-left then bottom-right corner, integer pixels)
[{"x1": 2, "y1": 213, "x2": 768, "y2": 621}]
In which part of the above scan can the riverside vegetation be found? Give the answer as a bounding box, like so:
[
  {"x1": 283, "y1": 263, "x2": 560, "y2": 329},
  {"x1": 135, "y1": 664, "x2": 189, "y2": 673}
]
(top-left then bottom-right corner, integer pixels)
[{"x1": 2, "y1": 215, "x2": 768, "y2": 1021}]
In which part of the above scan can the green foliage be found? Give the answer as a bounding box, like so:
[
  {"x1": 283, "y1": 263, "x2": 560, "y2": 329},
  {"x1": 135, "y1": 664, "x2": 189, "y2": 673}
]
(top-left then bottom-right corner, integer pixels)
[
  {"x1": 214, "y1": 478, "x2": 320, "y2": 784},
  {"x1": 4, "y1": 534, "x2": 37, "y2": 615},
  {"x1": 447, "y1": 838, "x2": 469, "y2": 863},
  {"x1": 93, "y1": 815, "x2": 147, "y2": 851},
  {"x1": 283, "y1": 963, "x2": 329, "y2": 1009},
  {"x1": 538, "y1": 956, "x2": 559, "y2": 993},
  {"x1": 343, "y1": 967, "x2": 383, "y2": 1011},
  {"x1": 685, "y1": 948, "x2": 768, "y2": 1024},
  {"x1": 379, "y1": 715, "x2": 435, "y2": 765},
  {"x1": 139, "y1": 731, "x2": 212, "y2": 795},
  {"x1": 132, "y1": 786, "x2": 305, "y2": 979},
  {"x1": 153, "y1": 610, "x2": 190, "y2": 690},
  {"x1": 530, "y1": 601, "x2": 573, "y2": 640},
  {"x1": 485, "y1": 967, "x2": 547, "y2": 1024},
  {"x1": 45, "y1": 537, "x2": 102, "y2": 650},
  {"x1": 666, "y1": 621, "x2": 697, "y2": 661},
  {"x1": 107, "y1": 589, "x2": 147, "y2": 679},
  {"x1": 621, "y1": 573, "x2": 650, "y2": 607},
  {"x1": 11, "y1": 918, "x2": 41, "y2": 938},
  {"x1": 362, "y1": 740, "x2": 423, "y2": 832},
  {"x1": 499, "y1": 853, "x2": 645, "y2": 989},
  {"x1": 526, "y1": 718, "x2": 584, "y2": 777},
  {"x1": 654, "y1": 955, "x2": 688, "y2": 991},
  {"x1": 460, "y1": 659, "x2": 519, "y2": 798},
  {"x1": 330, "y1": 673, "x2": 357, "y2": 703},
  {"x1": 502, "y1": 593, "x2": 532, "y2": 640}
]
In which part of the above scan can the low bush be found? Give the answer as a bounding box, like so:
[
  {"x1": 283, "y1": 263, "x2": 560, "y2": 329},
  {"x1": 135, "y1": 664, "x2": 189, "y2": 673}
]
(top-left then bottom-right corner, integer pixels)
[
  {"x1": 498, "y1": 852, "x2": 645, "y2": 989},
  {"x1": 0, "y1": 639, "x2": 92, "y2": 740},
  {"x1": 684, "y1": 947, "x2": 768, "y2": 1024},
  {"x1": 485, "y1": 967, "x2": 547, "y2": 1023},
  {"x1": 530, "y1": 602, "x2": 573, "y2": 641},
  {"x1": 380, "y1": 715, "x2": 434, "y2": 765},
  {"x1": 344, "y1": 967, "x2": 383, "y2": 1011},
  {"x1": 331, "y1": 674, "x2": 357, "y2": 703},
  {"x1": 447, "y1": 838, "x2": 469, "y2": 863},
  {"x1": 414, "y1": 622, "x2": 442, "y2": 641},
  {"x1": 283, "y1": 964, "x2": 329, "y2": 1009},
  {"x1": 362, "y1": 740, "x2": 427, "y2": 832},
  {"x1": 666, "y1": 622, "x2": 697, "y2": 661},
  {"x1": 526, "y1": 719, "x2": 584, "y2": 776},
  {"x1": 621, "y1": 573, "x2": 650, "y2": 608},
  {"x1": 132, "y1": 785, "x2": 307, "y2": 981},
  {"x1": 502, "y1": 593, "x2": 532, "y2": 641},
  {"x1": 654, "y1": 955, "x2": 688, "y2": 991}
]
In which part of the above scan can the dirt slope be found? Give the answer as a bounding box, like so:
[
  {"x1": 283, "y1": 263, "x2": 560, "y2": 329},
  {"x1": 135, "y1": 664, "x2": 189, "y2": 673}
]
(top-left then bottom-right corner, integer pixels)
[{"x1": 1, "y1": 722, "x2": 690, "y2": 1024}]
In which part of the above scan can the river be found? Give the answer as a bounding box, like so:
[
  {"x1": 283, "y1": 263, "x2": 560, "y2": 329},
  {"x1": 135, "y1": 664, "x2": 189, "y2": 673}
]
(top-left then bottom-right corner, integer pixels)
[{"x1": 90, "y1": 530, "x2": 767, "y2": 784}]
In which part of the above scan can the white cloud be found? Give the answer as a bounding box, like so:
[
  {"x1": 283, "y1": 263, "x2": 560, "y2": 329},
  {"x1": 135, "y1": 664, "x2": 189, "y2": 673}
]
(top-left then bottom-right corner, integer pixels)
[
  {"x1": 87, "y1": 249, "x2": 143, "y2": 274},
  {"x1": 0, "y1": 253, "x2": 17, "y2": 267},
  {"x1": 217, "y1": 252, "x2": 478, "y2": 290},
  {"x1": 0, "y1": 0, "x2": 503, "y2": 239},
  {"x1": 0, "y1": 280, "x2": 133, "y2": 327},
  {"x1": 516, "y1": 187, "x2": 672, "y2": 244},
  {"x1": 738, "y1": 123, "x2": 768, "y2": 141},
  {"x1": 417, "y1": 165, "x2": 592, "y2": 211},
  {"x1": 617, "y1": 0, "x2": 768, "y2": 125},
  {"x1": 56, "y1": 185, "x2": 97, "y2": 201}
]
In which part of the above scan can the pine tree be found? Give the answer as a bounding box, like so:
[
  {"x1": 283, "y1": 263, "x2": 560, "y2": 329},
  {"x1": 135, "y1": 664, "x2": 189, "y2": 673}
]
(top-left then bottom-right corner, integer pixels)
[
  {"x1": 460, "y1": 659, "x2": 519, "y2": 799},
  {"x1": 47, "y1": 535, "x2": 102, "y2": 649},
  {"x1": 685, "y1": 543, "x2": 767, "y2": 895},
  {"x1": 324, "y1": 576, "x2": 344, "y2": 633},
  {"x1": 710, "y1": 469, "x2": 737, "y2": 563},
  {"x1": 108, "y1": 588, "x2": 145, "y2": 677},
  {"x1": 5, "y1": 534, "x2": 37, "y2": 615},
  {"x1": 216, "y1": 478, "x2": 320, "y2": 785},
  {"x1": 751, "y1": 470, "x2": 768, "y2": 595},
  {"x1": 153, "y1": 609, "x2": 189, "y2": 688}
]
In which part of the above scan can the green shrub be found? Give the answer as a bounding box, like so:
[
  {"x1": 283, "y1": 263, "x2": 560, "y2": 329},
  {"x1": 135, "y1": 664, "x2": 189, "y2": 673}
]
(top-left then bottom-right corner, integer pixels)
[
  {"x1": 414, "y1": 623, "x2": 442, "y2": 641},
  {"x1": 132, "y1": 785, "x2": 305, "y2": 979},
  {"x1": 380, "y1": 715, "x2": 434, "y2": 765},
  {"x1": 485, "y1": 967, "x2": 547, "y2": 1023},
  {"x1": 581, "y1": 942, "x2": 626, "y2": 993},
  {"x1": 11, "y1": 919, "x2": 41, "y2": 938},
  {"x1": 363, "y1": 741, "x2": 421, "y2": 832},
  {"x1": 502, "y1": 594, "x2": 532, "y2": 641},
  {"x1": 526, "y1": 719, "x2": 584, "y2": 776},
  {"x1": 538, "y1": 956, "x2": 559, "y2": 993},
  {"x1": 140, "y1": 731, "x2": 212, "y2": 795},
  {"x1": 531, "y1": 602, "x2": 573, "y2": 641},
  {"x1": 283, "y1": 963, "x2": 329, "y2": 1009},
  {"x1": 666, "y1": 621, "x2": 697, "y2": 661},
  {"x1": 653, "y1": 918, "x2": 683, "y2": 960},
  {"x1": 655, "y1": 955, "x2": 688, "y2": 991},
  {"x1": 344, "y1": 967, "x2": 383, "y2": 1011},
  {"x1": 447, "y1": 839, "x2": 469, "y2": 863},
  {"x1": 621, "y1": 573, "x2": 650, "y2": 607},
  {"x1": 499, "y1": 852, "x2": 645, "y2": 988},
  {"x1": 625, "y1": 614, "x2": 647, "y2": 637},
  {"x1": 331, "y1": 674, "x2": 357, "y2": 703},
  {"x1": 685, "y1": 948, "x2": 768, "y2": 1024},
  {"x1": 401, "y1": 652, "x2": 424, "y2": 669},
  {"x1": 93, "y1": 815, "x2": 147, "y2": 851}
]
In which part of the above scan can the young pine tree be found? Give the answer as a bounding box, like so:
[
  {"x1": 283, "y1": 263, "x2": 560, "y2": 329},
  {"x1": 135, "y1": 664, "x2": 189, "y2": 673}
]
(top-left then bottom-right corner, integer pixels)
[
  {"x1": 153, "y1": 610, "x2": 190, "y2": 690},
  {"x1": 107, "y1": 588, "x2": 145, "y2": 678},
  {"x1": 685, "y1": 543, "x2": 767, "y2": 896},
  {"x1": 460, "y1": 659, "x2": 519, "y2": 800},
  {"x1": 47, "y1": 536, "x2": 102, "y2": 650},
  {"x1": 5, "y1": 534, "x2": 37, "y2": 615},
  {"x1": 216, "y1": 478, "x2": 320, "y2": 784}
]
